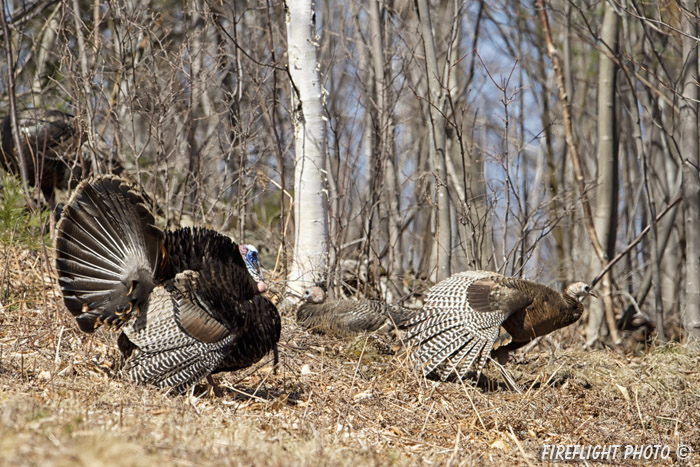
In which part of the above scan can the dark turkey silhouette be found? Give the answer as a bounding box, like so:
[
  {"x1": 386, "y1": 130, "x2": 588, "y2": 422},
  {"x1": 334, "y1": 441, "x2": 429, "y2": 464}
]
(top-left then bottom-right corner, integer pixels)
[
  {"x1": 296, "y1": 286, "x2": 415, "y2": 337},
  {"x1": 1, "y1": 108, "x2": 86, "y2": 203},
  {"x1": 55, "y1": 175, "x2": 280, "y2": 392},
  {"x1": 405, "y1": 270, "x2": 594, "y2": 382}
]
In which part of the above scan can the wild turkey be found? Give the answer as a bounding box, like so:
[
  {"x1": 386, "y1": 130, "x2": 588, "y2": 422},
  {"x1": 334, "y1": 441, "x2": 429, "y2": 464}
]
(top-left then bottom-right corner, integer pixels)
[
  {"x1": 296, "y1": 286, "x2": 415, "y2": 337},
  {"x1": 55, "y1": 175, "x2": 280, "y2": 392},
  {"x1": 405, "y1": 270, "x2": 594, "y2": 383},
  {"x1": 1, "y1": 108, "x2": 86, "y2": 203}
]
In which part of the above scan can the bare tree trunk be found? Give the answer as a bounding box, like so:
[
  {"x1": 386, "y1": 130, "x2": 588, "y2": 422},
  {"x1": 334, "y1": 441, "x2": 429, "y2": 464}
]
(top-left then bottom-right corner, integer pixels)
[
  {"x1": 368, "y1": 0, "x2": 388, "y2": 291},
  {"x1": 680, "y1": 0, "x2": 700, "y2": 344},
  {"x1": 538, "y1": 0, "x2": 608, "y2": 268},
  {"x1": 31, "y1": 7, "x2": 60, "y2": 104},
  {"x1": 286, "y1": 0, "x2": 330, "y2": 295},
  {"x1": 560, "y1": 1, "x2": 575, "y2": 285},
  {"x1": 416, "y1": 0, "x2": 451, "y2": 281},
  {"x1": 586, "y1": 3, "x2": 621, "y2": 347},
  {"x1": 370, "y1": 0, "x2": 402, "y2": 290},
  {"x1": 349, "y1": 2, "x2": 375, "y2": 288},
  {"x1": 0, "y1": 0, "x2": 34, "y2": 206},
  {"x1": 535, "y1": 17, "x2": 565, "y2": 285}
]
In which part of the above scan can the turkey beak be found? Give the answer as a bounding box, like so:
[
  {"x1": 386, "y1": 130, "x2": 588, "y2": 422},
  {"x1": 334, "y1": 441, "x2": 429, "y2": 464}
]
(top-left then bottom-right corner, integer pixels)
[{"x1": 587, "y1": 290, "x2": 598, "y2": 299}]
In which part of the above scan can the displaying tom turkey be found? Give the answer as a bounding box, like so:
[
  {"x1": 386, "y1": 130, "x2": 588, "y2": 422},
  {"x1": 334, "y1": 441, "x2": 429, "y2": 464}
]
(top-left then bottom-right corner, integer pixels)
[
  {"x1": 1, "y1": 108, "x2": 86, "y2": 204},
  {"x1": 55, "y1": 175, "x2": 280, "y2": 393},
  {"x1": 405, "y1": 270, "x2": 594, "y2": 384},
  {"x1": 296, "y1": 286, "x2": 415, "y2": 337}
]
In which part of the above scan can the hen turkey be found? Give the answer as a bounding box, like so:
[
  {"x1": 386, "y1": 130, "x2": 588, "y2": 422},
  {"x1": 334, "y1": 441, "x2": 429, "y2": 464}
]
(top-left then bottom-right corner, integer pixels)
[
  {"x1": 296, "y1": 286, "x2": 415, "y2": 337},
  {"x1": 1, "y1": 108, "x2": 85, "y2": 203},
  {"x1": 55, "y1": 175, "x2": 280, "y2": 392},
  {"x1": 405, "y1": 270, "x2": 593, "y2": 382}
]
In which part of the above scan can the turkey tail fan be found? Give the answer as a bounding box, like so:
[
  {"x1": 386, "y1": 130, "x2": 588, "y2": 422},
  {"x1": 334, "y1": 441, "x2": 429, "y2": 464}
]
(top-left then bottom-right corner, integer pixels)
[
  {"x1": 164, "y1": 227, "x2": 259, "y2": 301},
  {"x1": 404, "y1": 270, "x2": 592, "y2": 387},
  {"x1": 55, "y1": 175, "x2": 164, "y2": 333}
]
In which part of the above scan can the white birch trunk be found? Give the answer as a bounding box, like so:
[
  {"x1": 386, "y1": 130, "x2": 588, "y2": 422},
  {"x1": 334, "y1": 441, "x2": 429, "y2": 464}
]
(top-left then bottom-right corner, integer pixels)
[{"x1": 286, "y1": 0, "x2": 329, "y2": 295}]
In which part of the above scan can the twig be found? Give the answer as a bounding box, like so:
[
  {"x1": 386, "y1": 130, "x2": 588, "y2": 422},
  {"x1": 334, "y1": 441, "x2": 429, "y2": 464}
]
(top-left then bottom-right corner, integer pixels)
[
  {"x1": 490, "y1": 357, "x2": 523, "y2": 394},
  {"x1": 419, "y1": 400, "x2": 435, "y2": 436},
  {"x1": 349, "y1": 335, "x2": 369, "y2": 390},
  {"x1": 634, "y1": 387, "x2": 647, "y2": 436},
  {"x1": 508, "y1": 425, "x2": 535, "y2": 467},
  {"x1": 220, "y1": 385, "x2": 270, "y2": 403},
  {"x1": 54, "y1": 325, "x2": 64, "y2": 365},
  {"x1": 447, "y1": 425, "x2": 461, "y2": 466},
  {"x1": 457, "y1": 377, "x2": 486, "y2": 431},
  {"x1": 590, "y1": 194, "x2": 681, "y2": 289}
]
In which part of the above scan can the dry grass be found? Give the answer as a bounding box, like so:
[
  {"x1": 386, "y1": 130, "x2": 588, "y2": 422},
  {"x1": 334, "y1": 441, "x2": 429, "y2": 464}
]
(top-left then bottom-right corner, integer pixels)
[{"x1": 1, "y1": 245, "x2": 699, "y2": 466}]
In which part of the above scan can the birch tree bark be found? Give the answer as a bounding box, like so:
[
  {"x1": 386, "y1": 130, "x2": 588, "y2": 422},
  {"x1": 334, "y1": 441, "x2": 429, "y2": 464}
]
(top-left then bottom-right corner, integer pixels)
[
  {"x1": 286, "y1": 0, "x2": 330, "y2": 295},
  {"x1": 679, "y1": 0, "x2": 700, "y2": 344},
  {"x1": 416, "y1": 0, "x2": 451, "y2": 281}
]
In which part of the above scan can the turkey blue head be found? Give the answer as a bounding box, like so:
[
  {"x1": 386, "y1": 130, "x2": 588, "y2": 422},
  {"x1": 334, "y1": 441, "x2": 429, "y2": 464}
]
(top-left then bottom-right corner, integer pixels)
[{"x1": 239, "y1": 244, "x2": 267, "y2": 293}]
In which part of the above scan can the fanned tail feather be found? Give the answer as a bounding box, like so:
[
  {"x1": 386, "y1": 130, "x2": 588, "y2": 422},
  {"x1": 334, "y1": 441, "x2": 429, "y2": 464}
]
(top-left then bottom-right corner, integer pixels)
[
  {"x1": 55, "y1": 175, "x2": 164, "y2": 332},
  {"x1": 438, "y1": 335, "x2": 487, "y2": 380}
]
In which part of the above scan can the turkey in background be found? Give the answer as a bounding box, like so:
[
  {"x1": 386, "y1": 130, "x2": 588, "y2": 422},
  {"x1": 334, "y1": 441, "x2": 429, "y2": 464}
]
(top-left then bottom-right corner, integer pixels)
[
  {"x1": 296, "y1": 286, "x2": 416, "y2": 338},
  {"x1": 1, "y1": 109, "x2": 86, "y2": 204}
]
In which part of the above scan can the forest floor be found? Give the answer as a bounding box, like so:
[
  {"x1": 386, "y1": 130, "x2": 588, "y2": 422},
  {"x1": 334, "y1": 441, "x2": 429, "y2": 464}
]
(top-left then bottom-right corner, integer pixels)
[{"x1": 1, "y1": 245, "x2": 699, "y2": 466}]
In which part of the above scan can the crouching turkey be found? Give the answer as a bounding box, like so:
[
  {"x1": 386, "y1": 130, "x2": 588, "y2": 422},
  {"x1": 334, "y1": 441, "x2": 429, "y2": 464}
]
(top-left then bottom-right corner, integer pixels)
[
  {"x1": 296, "y1": 286, "x2": 416, "y2": 338},
  {"x1": 404, "y1": 270, "x2": 594, "y2": 386},
  {"x1": 55, "y1": 175, "x2": 280, "y2": 393}
]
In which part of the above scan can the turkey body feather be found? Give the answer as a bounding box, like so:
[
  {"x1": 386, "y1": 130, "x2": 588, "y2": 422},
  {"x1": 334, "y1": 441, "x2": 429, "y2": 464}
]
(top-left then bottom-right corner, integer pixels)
[{"x1": 296, "y1": 286, "x2": 415, "y2": 337}]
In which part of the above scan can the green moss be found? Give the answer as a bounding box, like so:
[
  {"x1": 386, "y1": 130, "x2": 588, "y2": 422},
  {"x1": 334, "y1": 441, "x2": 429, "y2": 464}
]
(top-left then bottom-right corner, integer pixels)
[
  {"x1": 26, "y1": 407, "x2": 49, "y2": 423},
  {"x1": 63, "y1": 415, "x2": 84, "y2": 435}
]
